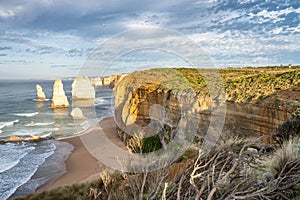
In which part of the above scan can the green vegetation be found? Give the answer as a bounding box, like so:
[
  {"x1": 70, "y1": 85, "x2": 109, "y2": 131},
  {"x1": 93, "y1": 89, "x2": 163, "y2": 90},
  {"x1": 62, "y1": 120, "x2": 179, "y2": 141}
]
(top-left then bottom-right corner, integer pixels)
[{"x1": 144, "y1": 66, "x2": 300, "y2": 107}]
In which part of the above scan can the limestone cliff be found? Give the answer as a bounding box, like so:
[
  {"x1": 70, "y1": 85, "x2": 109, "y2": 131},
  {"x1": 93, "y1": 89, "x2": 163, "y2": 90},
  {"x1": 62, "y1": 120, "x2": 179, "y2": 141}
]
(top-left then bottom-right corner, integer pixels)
[
  {"x1": 72, "y1": 77, "x2": 95, "y2": 99},
  {"x1": 90, "y1": 77, "x2": 103, "y2": 87},
  {"x1": 114, "y1": 67, "x2": 300, "y2": 141},
  {"x1": 51, "y1": 78, "x2": 69, "y2": 108},
  {"x1": 36, "y1": 84, "x2": 46, "y2": 101}
]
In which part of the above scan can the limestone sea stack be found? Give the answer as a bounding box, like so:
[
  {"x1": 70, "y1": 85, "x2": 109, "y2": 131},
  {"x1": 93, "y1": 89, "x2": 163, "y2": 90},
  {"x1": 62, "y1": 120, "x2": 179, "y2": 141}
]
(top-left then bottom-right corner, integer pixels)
[
  {"x1": 51, "y1": 78, "x2": 69, "y2": 108},
  {"x1": 71, "y1": 107, "x2": 85, "y2": 119},
  {"x1": 36, "y1": 84, "x2": 46, "y2": 101},
  {"x1": 72, "y1": 77, "x2": 95, "y2": 99}
]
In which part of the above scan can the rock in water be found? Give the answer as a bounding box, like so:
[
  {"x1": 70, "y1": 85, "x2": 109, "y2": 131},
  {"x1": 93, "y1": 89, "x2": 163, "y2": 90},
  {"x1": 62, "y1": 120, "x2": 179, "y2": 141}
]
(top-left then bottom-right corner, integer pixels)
[
  {"x1": 29, "y1": 135, "x2": 41, "y2": 141},
  {"x1": 72, "y1": 77, "x2": 95, "y2": 99},
  {"x1": 5, "y1": 135, "x2": 23, "y2": 143},
  {"x1": 25, "y1": 121, "x2": 36, "y2": 127},
  {"x1": 36, "y1": 84, "x2": 46, "y2": 101},
  {"x1": 71, "y1": 107, "x2": 85, "y2": 119},
  {"x1": 51, "y1": 78, "x2": 69, "y2": 108}
]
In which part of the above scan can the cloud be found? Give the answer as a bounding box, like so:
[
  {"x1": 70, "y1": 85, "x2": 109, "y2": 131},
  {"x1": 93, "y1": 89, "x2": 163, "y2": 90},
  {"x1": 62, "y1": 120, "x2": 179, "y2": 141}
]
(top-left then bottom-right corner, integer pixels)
[
  {"x1": 0, "y1": 46, "x2": 11, "y2": 50},
  {"x1": 49, "y1": 64, "x2": 79, "y2": 68},
  {"x1": 0, "y1": 53, "x2": 7, "y2": 56},
  {"x1": 0, "y1": 0, "x2": 299, "y2": 79}
]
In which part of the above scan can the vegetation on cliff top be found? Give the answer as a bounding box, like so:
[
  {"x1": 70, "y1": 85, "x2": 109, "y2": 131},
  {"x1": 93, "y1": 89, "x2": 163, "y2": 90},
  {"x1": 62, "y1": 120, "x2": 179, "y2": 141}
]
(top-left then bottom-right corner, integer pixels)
[
  {"x1": 174, "y1": 66, "x2": 300, "y2": 106},
  {"x1": 117, "y1": 66, "x2": 300, "y2": 110}
]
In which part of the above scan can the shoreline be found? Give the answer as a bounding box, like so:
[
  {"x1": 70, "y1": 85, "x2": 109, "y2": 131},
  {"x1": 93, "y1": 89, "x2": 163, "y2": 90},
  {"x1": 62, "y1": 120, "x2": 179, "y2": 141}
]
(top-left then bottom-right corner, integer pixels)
[{"x1": 36, "y1": 116, "x2": 125, "y2": 192}]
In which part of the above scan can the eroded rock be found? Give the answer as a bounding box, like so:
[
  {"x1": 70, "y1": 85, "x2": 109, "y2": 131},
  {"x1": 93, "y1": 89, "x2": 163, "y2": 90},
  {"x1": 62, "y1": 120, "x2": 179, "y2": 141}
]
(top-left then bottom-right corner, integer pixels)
[
  {"x1": 36, "y1": 84, "x2": 46, "y2": 101},
  {"x1": 72, "y1": 77, "x2": 95, "y2": 99},
  {"x1": 51, "y1": 78, "x2": 69, "y2": 108},
  {"x1": 71, "y1": 107, "x2": 85, "y2": 119}
]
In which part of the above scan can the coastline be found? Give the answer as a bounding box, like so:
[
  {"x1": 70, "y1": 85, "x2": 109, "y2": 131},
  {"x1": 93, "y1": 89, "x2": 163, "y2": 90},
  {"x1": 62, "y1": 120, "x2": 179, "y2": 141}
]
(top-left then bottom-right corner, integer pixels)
[{"x1": 36, "y1": 116, "x2": 124, "y2": 192}]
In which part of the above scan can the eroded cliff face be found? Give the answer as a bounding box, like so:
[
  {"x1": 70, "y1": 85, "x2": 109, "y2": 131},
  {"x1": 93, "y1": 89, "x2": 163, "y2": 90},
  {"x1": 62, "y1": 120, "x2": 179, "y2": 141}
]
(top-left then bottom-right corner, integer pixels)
[
  {"x1": 91, "y1": 74, "x2": 127, "y2": 88},
  {"x1": 114, "y1": 68, "x2": 299, "y2": 141},
  {"x1": 114, "y1": 69, "x2": 212, "y2": 139}
]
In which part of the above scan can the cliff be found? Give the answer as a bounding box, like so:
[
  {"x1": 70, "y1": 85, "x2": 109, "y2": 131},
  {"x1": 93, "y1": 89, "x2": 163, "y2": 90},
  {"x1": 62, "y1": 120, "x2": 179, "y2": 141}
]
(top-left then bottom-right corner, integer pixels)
[
  {"x1": 114, "y1": 67, "x2": 300, "y2": 141},
  {"x1": 51, "y1": 78, "x2": 69, "y2": 108},
  {"x1": 91, "y1": 74, "x2": 127, "y2": 88}
]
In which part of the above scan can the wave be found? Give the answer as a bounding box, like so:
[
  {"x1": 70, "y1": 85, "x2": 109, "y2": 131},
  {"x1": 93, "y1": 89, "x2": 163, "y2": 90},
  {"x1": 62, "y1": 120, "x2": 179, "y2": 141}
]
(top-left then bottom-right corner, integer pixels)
[
  {"x1": 94, "y1": 97, "x2": 105, "y2": 105},
  {"x1": 32, "y1": 99, "x2": 50, "y2": 102},
  {"x1": 0, "y1": 151, "x2": 29, "y2": 174},
  {"x1": 35, "y1": 122, "x2": 55, "y2": 126},
  {"x1": 14, "y1": 127, "x2": 59, "y2": 136},
  {"x1": 0, "y1": 119, "x2": 19, "y2": 130},
  {"x1": 40, "y1": 132, "x2": 52, "y2": 138},
  {"x1": 14, "y1": 112, "x2": 38, "y2": 117},
  {"x1": 25, "y1": 122, "x2": 55, "y2": 127},
  {"x1": 0, "y1": 142, "x2": 55, "y2": 200}
]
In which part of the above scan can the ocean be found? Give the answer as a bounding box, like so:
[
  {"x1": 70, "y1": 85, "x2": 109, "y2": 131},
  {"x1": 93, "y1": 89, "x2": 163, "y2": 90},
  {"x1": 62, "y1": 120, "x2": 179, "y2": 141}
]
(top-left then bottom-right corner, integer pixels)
[{"x1": 0, "y1": 80, "x2": 114, "y2": 199}]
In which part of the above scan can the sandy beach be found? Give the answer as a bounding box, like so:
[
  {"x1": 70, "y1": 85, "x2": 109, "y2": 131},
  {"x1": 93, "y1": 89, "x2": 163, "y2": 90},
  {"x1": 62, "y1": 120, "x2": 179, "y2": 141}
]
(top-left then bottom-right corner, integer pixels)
[{"x1": 37, "y1": 117, "x2": 126, "y2": 192}]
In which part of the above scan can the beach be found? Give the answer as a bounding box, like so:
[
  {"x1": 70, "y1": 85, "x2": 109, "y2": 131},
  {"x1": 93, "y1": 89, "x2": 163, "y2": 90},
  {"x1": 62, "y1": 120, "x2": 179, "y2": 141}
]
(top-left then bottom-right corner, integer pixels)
[{"x1": 37, "y1": 117, "x2": 125, "y2": 192}]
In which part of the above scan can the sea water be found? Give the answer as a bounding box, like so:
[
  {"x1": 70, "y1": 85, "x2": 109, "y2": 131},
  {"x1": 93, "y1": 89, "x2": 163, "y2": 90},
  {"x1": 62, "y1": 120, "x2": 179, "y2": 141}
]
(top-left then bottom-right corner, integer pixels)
[{"x1": 0, "y1": 80, "x2": 114, "y2": 199}]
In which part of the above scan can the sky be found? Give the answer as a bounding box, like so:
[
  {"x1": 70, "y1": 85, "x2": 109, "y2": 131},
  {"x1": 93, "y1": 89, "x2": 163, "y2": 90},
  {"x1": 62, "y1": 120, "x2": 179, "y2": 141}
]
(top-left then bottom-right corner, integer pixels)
[{"x1": 0, "y1": 0, "x2": 299, "y2": 79}]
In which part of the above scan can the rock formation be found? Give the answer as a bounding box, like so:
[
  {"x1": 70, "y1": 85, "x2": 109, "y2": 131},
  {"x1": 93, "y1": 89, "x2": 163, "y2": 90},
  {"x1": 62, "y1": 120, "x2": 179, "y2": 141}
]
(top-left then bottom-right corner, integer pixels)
[
  {"x1": 72, "y1": 77, "x2": 95, "y2": 99},
  {"x1": 5, "y1": 135, "x2": 23, "y2": 142},
  {"x1": 25, "y1": 121, "x2": 36, "y2": 127},
  {"x1": 114, "y1": 69, "x2": 199, "y2": 139},
  {"x1": 114, "y1": 68, "x2": 299, "y2": 144},
  {"x1": 90, "y1": 77, "x2": 103, "y2": 87},
  {"x1": 36, "y1": 84, "x2": 46, "y2": 101},
  {"x1": 103, "y1": 74, "x2": 127, "y2": 88},
  {"x1": 51, "y1": 78, "x2": 69, "y2": 108},
  {"x1": 71, "y1": 107, "x2": 85, "y2": 119},
  {"x1": 29, "y1": 135, "x2": 41, "y2": 141}
]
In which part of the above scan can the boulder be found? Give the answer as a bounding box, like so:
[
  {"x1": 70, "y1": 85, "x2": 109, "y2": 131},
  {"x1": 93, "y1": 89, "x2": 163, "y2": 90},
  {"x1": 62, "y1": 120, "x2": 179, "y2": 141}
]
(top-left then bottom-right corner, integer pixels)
[
  {"x1": 51, "y1": 78, "x2": 69, "y2": 108},
  {"x1": 29, "y1": 135, "x2": 41, "y2": 141},
  {"x1": 6, "y1": 135, "x2": 23, "y2": 142},
  {"x1": 71, "y1": 107, "x2": 85, "y2": 119},
  {"x1": 36, "y1": 84, "x2": 46, "y2": 101},
  {"x1": 25, "y1": 121, "x2": 36, "y2": 127},
  {"x1": 72, "y1": 77, "x2": 95, "y2": 99}
]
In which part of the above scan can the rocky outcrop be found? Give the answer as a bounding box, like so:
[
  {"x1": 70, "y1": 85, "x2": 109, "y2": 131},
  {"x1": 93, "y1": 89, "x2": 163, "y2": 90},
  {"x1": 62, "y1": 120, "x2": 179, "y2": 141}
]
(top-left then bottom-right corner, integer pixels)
[
  {"x1": 90, "y1": 74, "x2": 127, "y2": 88},
  {"x1": 5, "y1": 135, "x2": 23, "y2": 142},
  {"x1": 0, "y1": 135, "x2": 49, "y2": 144},
  {"x1": 114, "y1": 70, "x2": 201, "y2": 138},
  {"x1": 71, "y1": 107, "x2": 85, "y2": 119},
  {"x1": 72, "y1": 77, "x2": 95, "y2": 99},
  {"x1": 90, "y1": 77, "x2": 103, "y2": 87},
  {"x1": 114, "y1": 68, "x2": 298, "y2": 143},
  {"x1": 25, "y1": 121, "x2": 36, "y2": 127},
  {"x1": 36, "y1": 84, "x2": 46, "y2": 101},
  {"x1": 51, "y1": 78, "x2": 69, "y2": 108}
]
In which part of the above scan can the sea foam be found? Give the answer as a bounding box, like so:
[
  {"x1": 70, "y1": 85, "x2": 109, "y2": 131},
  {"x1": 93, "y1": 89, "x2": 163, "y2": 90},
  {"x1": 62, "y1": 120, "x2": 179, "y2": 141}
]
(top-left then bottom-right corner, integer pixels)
[
  {"x1": 0, "y1": 142, "x2": 56, "y2": 200},
  {"x1": 14, "y1": 112, "x2": 38, "y2": 117},
  {"x1": 0, "y1": 119, "x2": 19, "y2": 130}
]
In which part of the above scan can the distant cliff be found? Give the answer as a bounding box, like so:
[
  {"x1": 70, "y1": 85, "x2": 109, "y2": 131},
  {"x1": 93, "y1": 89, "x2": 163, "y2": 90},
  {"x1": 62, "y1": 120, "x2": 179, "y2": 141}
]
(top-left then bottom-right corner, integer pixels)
[
  {"x1": 114, "y1": 67, "x2": 300, "y2": 141},
  {"x1": 90, "y1": 74, "x2": 127, "y2": 88}
]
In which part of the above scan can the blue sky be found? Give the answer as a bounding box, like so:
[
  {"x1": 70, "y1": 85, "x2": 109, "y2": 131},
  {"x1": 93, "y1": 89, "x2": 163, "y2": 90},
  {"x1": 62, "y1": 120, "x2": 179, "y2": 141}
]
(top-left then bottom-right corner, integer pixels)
[{"x1": 0, "y1": 0, "x2": 299, "y2": 79}]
